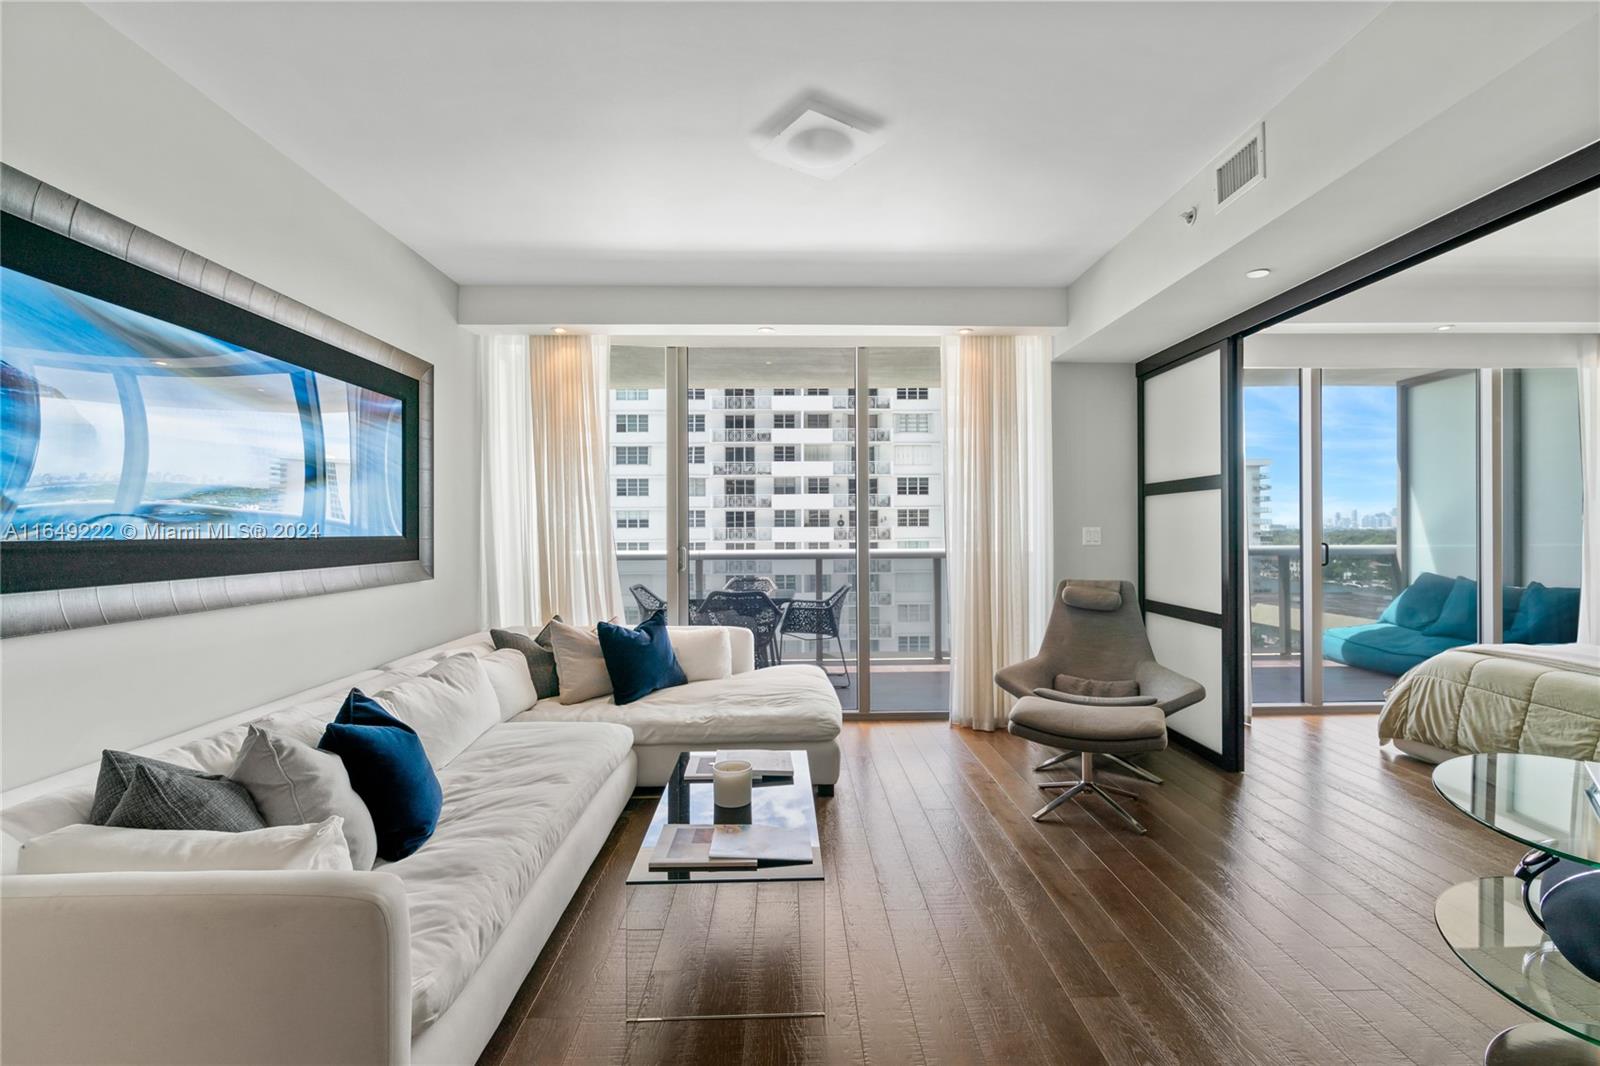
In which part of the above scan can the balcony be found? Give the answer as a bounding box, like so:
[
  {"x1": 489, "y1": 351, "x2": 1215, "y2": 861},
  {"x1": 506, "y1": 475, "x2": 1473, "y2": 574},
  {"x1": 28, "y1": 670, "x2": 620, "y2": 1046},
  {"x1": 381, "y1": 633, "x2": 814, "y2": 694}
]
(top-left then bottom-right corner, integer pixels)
[
  {"x1": 832, "y1": 428, "x2": 892, "y2": 442},
  {"x1": 713, "y1": 494, "x2": 772, "y2": 508},
  {"x1": 718, "y1": 527, "x2": 772, "y2": 541},
  {"x1": 833, "y1": 494, "x2": 893, "y2": 508},
  {"x1": 616, "y1": 548, "x2": 950, "y2": 713},
  {"x1": 712, "y1": 396, "x2": 770, "y2": 410},
  {"x1": 712, "y1": 429, "x2": 772, "y2": 443},
  {"x1": 833, "y1": 461, "x2": 892, "y2": 475},
  {"x1": 713, "y1": 462, "x2": 771, "y2": 476},
  {"x1": 1248, "y1": 542, "x2": 1407, "y2": 704},
  {"x1": 830, "y1": 395, "x2": 893, "y2": 410}
]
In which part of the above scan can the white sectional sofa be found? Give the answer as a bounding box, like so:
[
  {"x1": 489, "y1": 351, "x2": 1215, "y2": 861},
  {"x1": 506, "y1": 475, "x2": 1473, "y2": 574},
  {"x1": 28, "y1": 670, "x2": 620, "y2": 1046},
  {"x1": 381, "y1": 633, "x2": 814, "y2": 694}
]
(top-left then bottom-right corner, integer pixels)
[{"x1": 0, "y1": 624, "x2": 843, "y2": 1065}]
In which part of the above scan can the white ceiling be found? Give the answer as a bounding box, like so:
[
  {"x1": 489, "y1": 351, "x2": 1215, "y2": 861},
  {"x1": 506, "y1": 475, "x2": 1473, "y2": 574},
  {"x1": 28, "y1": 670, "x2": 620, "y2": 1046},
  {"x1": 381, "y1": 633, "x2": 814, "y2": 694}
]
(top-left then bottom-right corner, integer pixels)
[{"x1": 92, "y1": 1, "x2": 1380, "y2": 289}]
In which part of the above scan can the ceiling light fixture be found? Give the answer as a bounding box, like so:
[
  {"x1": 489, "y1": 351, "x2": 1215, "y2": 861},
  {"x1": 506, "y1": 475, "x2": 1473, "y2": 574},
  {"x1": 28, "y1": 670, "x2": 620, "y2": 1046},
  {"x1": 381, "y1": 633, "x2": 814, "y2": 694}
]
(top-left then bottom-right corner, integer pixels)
[
  {"x1": 1436, "y1": 324, "x2": 1455, "y2": 332},
  {"x1": 757, "y1": 326, "x2": 776, "y2": 334},
  {"x1": 154, "y1": 360, "x2": 169, "y2": 366},
  {"x1": 1245, "y1": 268, "x2": 1272, "y2": 279},
  {"x1": 756, "y1": 104, "x2": 885, "y2": 181},
  {"x1": 957, "y1": 328, "x2": 974, "y2": 335},
  {"x1": 552, "y1": 326, "x2": 568, "y2": 334}
]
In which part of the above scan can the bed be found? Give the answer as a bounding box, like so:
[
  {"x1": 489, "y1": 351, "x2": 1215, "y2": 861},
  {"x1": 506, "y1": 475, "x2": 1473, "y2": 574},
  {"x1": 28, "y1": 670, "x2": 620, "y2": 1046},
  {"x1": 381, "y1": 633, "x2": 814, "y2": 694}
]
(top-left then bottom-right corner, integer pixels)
[{"x1": 1377, "y1": 643, "x2": 1600, "y2": 763}]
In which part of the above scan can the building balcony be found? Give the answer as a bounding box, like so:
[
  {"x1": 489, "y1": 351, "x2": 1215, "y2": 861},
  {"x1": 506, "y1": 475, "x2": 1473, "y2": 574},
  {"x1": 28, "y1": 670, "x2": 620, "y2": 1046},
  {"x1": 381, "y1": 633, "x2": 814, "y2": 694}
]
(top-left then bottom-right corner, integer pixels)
[
  {"x1": 718, "y1": 527, "x2": 772, "y2": 541},
  {"x1": 713, "y1": 494, "x2": 772, "y2": 508},
  {"x1": 834, "y1": 461, "x2": 892, "y2": 475},
  {"x1": 713, "y1": 462, "x2": 771, "y2": 476},
  {"x1": 712, "y1": 396, "x2": 770, "y2": 410},
  {"x1": 712, "y1": 429, "x2": 772, "y2": 443},
  {"x1": 832, "y1": 428, "x2": 891, "y2": 442}
]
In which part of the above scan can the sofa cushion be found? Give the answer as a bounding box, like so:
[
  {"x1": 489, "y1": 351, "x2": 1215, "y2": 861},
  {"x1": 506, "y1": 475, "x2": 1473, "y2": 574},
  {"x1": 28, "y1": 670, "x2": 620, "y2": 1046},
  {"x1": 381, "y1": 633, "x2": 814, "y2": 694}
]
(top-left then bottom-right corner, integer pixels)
[
  {"x1": 670, "y1": 626, "x2": 733, "y2": 683},
  {"x1": 1506, "y1": 582, "x2": 1582, "y2": 645},
  {"x1": 515, "y1": 664, "x2": 843, "y2": 744},
  {"x1": 1423, "y1": 577, "x2": 1479, "y2": 641},
  {"x1": 480, "y1": 648, "x2": 539, "y2": 720},
  {"x1": 547, "y1": 621, "x2": 615, "y2": 705},
  {"x1": 17, "y1": 817, "x2": 353, "y2": 874},
  {"x1": 390, "y1": 721, "x2": 633, "y2": 1034},
  {"x1": 371, "y1": 655, "x2": 500, "y2": 769},
  {"x1": 318, "y1": 691, "x2": 443, "y2": 862},
  {"x1": 597, "y1": 613, "x2": 687, "y2": 705},
  {"x1": 1323, "y1": 622, "x2": 1466, "y2": 677},
  {"x1": 1053, "y1": 673, "x2": 1140, "y2": 698},
  {"x1": 489, "y1": 628, "x2": 560, "y2": 700},
  {"x1": 1378, "y1": 572, "x2": 1456, "y2": 631},
  {"x1": 230, "y1": 726, "x2": 379, "y2": 870}
]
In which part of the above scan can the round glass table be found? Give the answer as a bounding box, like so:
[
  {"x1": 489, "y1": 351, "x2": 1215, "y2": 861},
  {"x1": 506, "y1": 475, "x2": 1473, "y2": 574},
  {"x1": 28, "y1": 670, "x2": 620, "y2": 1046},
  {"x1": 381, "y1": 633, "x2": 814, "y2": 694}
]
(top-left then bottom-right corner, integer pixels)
[
  {"x1": 1433, "y1": 753, "x2": 1600, "y2": 866},
  {"x1": 1433, "y1": 754, "x2": 1600, "y2": 1064}
]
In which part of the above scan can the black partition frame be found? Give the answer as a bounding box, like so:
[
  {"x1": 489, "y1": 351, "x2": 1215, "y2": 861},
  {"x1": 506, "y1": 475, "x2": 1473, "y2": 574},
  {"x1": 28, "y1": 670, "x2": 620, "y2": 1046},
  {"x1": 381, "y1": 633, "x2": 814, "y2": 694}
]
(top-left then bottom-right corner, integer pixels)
[
  {"x1": 1, "y1": 213, "x2": 422, "y2": 593},
  {"x1": 1135, "y1": 139, "x2": 1600, "y2": 774}
]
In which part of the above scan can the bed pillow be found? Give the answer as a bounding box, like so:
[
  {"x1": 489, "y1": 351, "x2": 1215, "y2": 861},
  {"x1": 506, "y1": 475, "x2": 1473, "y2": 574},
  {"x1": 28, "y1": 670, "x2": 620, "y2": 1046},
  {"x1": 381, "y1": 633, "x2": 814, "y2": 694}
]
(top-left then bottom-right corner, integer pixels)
[
  {"x1": 95, "y1": 754, "x2": 265, "y2": 833},
  {"x1": 669, "y1": 626, "x2": 733, "y2": 682},
  {"x1": 371, "y1": 654, "x2": 500, "y2": 769},
  {"x1": 597, "y1": 612, "x2": 688, "y2": 705},
  {"x1": 18, "y1": 817, "x2": 353, "y2": 874},
  {"x1": 230, "y1": 726, "x2": 378, "y2": 870},
  {"x1": 547, "y1": 620, "x2": 616, "y2": 704},
  {"x1": 318, "y1": 689, "x2": 442, "y2": 862},
  {"x1": 490, "y1": 625, "x2": 561, "y2": 699},
  {"x1": 480, "y1": 648, "x2": 540, "y2": 720}
]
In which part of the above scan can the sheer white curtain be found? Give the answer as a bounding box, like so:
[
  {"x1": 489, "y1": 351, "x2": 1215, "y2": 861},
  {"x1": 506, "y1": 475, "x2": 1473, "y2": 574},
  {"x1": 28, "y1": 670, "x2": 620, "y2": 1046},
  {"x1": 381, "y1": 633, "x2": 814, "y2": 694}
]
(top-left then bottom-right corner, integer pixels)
[
  {"x1": 941, "y1": 334, "x2": 1055, "y2": 730},
  {"x1": 1578, "y1": 337, "x2": 1600, "y2": 644},
  {"x1": 479, "y1": 333, "x2": 624, "y2": 628}
]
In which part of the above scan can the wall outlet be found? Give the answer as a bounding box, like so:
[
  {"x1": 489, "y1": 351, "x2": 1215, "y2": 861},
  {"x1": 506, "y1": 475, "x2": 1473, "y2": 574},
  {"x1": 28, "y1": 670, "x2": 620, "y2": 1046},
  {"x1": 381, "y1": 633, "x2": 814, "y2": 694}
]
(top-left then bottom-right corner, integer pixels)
[{"x1": 1081, "y1": 526, "x2": 1102, "y2": 546}]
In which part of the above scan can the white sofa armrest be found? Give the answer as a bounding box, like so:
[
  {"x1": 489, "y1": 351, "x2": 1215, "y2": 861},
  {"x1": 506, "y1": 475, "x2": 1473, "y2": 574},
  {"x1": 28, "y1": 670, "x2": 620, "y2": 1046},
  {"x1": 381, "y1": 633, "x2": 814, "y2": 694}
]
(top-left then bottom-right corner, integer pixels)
[{"x1": 1, "y1": 870, "x2": 411, "y2": 1066}]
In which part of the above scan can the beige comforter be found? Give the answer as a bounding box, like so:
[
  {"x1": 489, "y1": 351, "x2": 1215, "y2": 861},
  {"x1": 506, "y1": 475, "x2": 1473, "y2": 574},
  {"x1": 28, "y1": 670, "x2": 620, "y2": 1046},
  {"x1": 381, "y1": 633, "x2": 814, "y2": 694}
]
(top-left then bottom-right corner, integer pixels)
[{"x1": 1377, "y1": 643, "x2": 1600, "y2": 759}]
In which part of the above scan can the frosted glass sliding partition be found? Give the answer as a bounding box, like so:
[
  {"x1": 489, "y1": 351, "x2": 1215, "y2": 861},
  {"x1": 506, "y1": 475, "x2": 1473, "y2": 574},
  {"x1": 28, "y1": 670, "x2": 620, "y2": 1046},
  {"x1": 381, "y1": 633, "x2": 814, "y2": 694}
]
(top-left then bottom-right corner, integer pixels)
[{"x1": 1138, "y1": 345, "x2": 1243, "y2": 771}]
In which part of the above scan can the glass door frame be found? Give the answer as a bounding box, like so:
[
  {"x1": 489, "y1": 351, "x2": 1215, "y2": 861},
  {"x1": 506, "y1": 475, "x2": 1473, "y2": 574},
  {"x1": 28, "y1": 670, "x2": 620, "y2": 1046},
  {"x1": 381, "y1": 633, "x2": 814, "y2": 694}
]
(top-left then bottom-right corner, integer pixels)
[{"x1": 658, "y1": 343, "x2": 944, "y2": 718}]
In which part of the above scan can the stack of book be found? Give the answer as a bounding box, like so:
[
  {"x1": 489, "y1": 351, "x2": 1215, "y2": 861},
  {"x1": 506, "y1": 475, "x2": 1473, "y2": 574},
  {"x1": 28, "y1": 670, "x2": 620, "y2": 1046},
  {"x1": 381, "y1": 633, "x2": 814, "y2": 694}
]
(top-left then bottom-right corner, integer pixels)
[{"x1": 648, "y1": 823, "x2": 812, "y2": 872}]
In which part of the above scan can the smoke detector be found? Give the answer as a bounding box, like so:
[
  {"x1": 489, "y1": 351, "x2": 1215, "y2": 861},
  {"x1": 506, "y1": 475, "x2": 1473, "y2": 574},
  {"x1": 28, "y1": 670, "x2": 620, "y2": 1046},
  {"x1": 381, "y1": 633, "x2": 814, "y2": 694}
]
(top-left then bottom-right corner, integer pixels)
[{"x1": 757, "y1": 107, "x2": 884, "y2": 180}]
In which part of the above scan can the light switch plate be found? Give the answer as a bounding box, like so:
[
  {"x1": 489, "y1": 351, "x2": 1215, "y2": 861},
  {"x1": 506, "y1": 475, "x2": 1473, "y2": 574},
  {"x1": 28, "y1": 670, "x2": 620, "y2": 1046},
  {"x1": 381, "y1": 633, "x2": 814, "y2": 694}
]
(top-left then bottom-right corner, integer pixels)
[{"x1": 1082, "y1": 526, "x2": 1102, "y2": 546}]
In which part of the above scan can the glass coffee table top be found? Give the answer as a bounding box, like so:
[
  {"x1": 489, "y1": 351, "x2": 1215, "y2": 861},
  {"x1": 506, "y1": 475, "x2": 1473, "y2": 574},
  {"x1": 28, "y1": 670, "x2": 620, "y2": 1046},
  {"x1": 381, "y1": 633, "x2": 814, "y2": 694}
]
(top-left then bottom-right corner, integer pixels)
[
  {"x1": 1433, "y1": 754, "x2": 1600, "y2": 867},
  {"x1": 626, "y1": 750, "x2": 823, "y2": 885},
  {"x1": 1436, "y1": 877, "x2": 1600, "y2": 1046}
]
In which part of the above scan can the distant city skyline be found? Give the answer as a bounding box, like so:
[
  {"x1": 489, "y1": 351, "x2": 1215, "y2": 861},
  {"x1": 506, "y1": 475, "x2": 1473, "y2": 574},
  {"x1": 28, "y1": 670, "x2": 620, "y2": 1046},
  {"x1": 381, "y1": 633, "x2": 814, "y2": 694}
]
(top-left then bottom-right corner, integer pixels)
[{"x1": 1243, "y1": 383, "x2": 1400, "y2": 529}]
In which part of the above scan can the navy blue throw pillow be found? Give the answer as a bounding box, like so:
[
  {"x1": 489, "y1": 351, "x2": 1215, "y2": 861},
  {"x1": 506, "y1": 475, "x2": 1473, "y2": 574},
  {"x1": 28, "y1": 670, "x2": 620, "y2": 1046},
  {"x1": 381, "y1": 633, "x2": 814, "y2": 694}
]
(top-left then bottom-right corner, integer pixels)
[
  {"x1": 318, "y1": 689, "x2": 443, "y2": 861},
  {"x1": 597, "y1": 612, "x2": 688, "y2": 705}
]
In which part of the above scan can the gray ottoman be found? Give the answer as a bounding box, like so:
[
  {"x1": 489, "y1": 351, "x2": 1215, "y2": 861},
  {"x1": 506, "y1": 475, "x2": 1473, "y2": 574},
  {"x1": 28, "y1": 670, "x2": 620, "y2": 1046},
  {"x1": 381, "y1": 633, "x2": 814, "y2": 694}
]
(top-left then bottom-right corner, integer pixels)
[{"x1": 1007, "y1": 696, "x2": 1167, "y2": 832}]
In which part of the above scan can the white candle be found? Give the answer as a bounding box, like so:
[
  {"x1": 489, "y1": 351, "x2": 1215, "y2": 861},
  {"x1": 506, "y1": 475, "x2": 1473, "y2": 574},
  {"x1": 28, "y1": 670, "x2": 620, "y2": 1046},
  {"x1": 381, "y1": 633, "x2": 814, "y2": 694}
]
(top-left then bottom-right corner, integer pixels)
[{"x1": 713, "y1": 759, "x2": 753, "y2": 807}]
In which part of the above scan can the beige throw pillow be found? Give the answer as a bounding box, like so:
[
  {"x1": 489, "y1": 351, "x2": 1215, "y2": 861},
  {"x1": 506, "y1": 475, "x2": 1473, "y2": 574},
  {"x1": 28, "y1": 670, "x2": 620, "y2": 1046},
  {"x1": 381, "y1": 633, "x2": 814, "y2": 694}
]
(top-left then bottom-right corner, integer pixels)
[
  {"x1": 1053, "y1": 673, "x2": 1140, "y2": 698},
  {"x1": 548, "y1": 621, "x2": 616, "y2": 704}
]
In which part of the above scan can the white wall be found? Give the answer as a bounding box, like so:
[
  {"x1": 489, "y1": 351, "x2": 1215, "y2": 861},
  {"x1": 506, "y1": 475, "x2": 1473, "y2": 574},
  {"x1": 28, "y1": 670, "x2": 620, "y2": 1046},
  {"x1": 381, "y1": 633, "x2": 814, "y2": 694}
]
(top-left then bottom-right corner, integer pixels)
[
  {"x1": 0, "y1": 3, "x2": 480, "y2": 786},
  {"x1": 1051, "y1": 363, "x2": 1137, "y2": 584}
]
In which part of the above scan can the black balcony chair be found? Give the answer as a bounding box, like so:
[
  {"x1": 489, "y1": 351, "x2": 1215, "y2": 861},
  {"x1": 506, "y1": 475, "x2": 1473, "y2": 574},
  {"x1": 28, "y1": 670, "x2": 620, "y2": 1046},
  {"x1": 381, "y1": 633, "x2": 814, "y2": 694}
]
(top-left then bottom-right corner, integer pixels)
[
  {"x1": 778, "y1": 583, "x2": 853, "y2": 688},
  {"x1": 724, "y1": 575, "x2": 778, "y2": 595},
  {"x1": 691, "y1": 589, "x2": 783, "y2": 669},
  {"x1": 629, "y1": 584, "x2": 666, "y2": 620}
]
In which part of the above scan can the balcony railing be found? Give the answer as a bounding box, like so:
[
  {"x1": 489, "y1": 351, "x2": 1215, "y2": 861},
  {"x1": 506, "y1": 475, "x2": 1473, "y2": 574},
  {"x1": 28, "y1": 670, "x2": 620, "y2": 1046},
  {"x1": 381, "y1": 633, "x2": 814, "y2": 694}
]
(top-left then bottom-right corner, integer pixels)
[
  {"x1": 833, "y1": 494, "x2": 893, "y2": 508},
  {"x1": 719, "y1": 527, "x2": 772, "y2": 541},
  {"x1": 713, "y1": 494, "x2": 772, "y2": 508},
  {"x1": 1249, "y1": 542, "x2": 1403, "y2": 655},
  {"x1": 616, "y1": 547, "x2": 949, "y2": 664},
  {"x1": 712, "y1": 430, "x2": 772, "y2": 443},
  {"x1": 713, "y1": 462, "x2": 771, "y2": 476},
  {"x1": 833, "y1": 428, "x2": 891, "y2": 442},
  {"x1": 834, "y1": 461, "x2": 892, "y2": 475},
  {"x1": 712, "y1": 396, "x2": 771, "y2": 409},
  {"x1": 830, "y1": 396, "x2": 893, "y2": 410}
]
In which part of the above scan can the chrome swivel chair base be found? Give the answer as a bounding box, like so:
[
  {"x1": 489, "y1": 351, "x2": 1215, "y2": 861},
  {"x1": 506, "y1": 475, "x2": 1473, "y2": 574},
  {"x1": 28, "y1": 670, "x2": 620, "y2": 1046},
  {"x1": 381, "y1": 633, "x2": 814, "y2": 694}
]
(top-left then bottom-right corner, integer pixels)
[
  {"x1": 1034, "y1": 752, "x2": 1148, "y2": 833},
  {"x1": 1034, "y1": 749, "x2": 1163, "y2": 785}
]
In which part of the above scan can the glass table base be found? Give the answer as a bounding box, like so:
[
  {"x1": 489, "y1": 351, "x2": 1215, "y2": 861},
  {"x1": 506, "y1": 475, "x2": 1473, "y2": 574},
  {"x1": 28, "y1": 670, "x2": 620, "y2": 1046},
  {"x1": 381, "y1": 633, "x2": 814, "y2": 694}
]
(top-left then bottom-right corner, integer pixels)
[{"x1": 1486, "y1": 1022, "x2": 1600, "y2": 1065}]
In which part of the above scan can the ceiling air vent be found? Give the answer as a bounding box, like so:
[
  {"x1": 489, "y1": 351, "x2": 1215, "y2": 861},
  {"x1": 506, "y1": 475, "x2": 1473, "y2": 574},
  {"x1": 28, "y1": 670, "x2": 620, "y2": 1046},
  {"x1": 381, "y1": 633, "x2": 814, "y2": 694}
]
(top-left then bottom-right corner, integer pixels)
[{"x1": 1214, "y1": 124, "x2": 1265, "y2": 212}]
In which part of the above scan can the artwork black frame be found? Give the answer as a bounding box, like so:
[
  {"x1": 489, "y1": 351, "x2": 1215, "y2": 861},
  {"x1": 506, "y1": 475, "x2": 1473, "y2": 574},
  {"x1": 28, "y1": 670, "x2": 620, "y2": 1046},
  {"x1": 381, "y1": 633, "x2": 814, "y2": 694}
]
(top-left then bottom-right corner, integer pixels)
[{"x1": 1, "y1": 212, "x2": 422, "y2": 593}]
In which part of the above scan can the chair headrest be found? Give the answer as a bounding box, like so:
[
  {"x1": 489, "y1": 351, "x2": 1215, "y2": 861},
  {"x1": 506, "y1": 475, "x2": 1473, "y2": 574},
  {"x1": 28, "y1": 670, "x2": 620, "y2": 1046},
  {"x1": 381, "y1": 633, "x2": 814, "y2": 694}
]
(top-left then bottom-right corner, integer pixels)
[{"x1": 1061, "y1": 580, "x2": 1124, "y2": 612}]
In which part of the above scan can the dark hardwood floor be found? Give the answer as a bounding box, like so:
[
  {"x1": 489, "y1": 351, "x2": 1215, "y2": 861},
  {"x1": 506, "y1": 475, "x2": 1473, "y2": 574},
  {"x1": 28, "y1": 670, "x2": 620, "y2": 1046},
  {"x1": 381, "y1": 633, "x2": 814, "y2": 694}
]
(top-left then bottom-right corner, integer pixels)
[{"x1": 479, "y1": 716, "x2": 1528, "y2": 1065}]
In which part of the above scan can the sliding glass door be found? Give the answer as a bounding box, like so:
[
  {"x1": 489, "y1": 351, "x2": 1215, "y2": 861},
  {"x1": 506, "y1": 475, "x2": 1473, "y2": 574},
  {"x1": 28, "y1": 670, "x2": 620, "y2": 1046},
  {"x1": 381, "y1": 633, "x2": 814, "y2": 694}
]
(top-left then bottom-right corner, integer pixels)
[{"x1": 609, "y1": 343, "x2": 948, "y2": 715}]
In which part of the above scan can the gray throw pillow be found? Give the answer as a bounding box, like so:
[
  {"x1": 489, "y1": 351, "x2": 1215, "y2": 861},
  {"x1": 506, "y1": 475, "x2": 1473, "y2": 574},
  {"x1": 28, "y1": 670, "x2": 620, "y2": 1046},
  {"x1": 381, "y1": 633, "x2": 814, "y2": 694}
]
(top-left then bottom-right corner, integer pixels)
[
  {"x1": 491, "y1": 626, "x2": 561, "y2": 699},
  {"x1": 1053, "y1": 673, "x2": 1140, "y2": 698},
  {"x1": 89, "y1": 750, "x2": 207, "y2": 824},
  {"x1": 231, "y1": 726, "x2": 379, "y2": 870},
  {"x1": 103, "y1": 762, "x2": 267, "y2": 832},
  {"x1": 1061, "y1": 582, "x2": 1123, "y2": 612}
]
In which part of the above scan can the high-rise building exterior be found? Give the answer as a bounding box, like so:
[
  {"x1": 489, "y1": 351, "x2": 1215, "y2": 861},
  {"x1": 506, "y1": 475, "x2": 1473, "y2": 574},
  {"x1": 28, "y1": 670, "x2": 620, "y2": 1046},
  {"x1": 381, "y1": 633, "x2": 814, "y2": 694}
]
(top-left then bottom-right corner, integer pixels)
[
  {"x1": 607, "y1": 378, "x2": 946, "y2": 659},
  {"x1": 1245, "y1": 458, "x2": 1273, "y2": 538}
]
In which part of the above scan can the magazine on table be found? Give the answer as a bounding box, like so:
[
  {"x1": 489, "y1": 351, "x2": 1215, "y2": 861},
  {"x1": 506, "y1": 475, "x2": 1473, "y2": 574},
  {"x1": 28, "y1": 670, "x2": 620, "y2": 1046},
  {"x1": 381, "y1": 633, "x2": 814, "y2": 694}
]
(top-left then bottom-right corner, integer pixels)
[
  {"x1": 648, "y1": 825, "x2": 759, "y2": 871},
  {"x1": 706, "y1": 824, "x2": 813, "y2": 865},
  {"x1": 682, "y1": 749, "x2": 796, "y2": 782}
]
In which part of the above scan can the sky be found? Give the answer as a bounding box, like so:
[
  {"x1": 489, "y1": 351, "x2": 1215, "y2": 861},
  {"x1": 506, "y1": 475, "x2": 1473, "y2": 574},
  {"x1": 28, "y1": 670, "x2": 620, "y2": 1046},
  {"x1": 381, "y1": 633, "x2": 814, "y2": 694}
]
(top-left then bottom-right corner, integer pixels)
[{"x1": 1244, "y1": 384, "x2": 1399, "y2": 529}]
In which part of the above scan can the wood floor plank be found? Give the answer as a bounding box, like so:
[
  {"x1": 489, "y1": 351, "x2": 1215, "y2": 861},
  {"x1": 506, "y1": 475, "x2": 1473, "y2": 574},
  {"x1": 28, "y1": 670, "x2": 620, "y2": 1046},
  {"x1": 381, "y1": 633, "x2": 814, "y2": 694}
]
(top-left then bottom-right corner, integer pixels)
[{"x1": 483, "y1": 717, "x2": 1524, "y2": 1066}]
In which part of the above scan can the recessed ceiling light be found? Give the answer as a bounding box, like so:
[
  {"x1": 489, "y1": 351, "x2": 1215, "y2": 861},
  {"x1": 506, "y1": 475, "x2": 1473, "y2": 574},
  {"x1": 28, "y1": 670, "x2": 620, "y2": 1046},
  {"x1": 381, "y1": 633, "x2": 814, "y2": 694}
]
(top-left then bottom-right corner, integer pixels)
[
  {"x1": 957, "y1": 328, "x2": 974, "y2": 335},
  {"x1": 1435, "y1": 324, "x2": 1455, "y2": 332},
  {"x1": 153, "y1": 360, "x2": 169, "y2": 366},
  {"x1": 552, "y1": 326, "x2": 567, "y2": 334},
  {"x1": 757, "y1": 326, "x2": 775, "y2": 334},
  {"x1": 1245, "y1": 268, "x2": 1272, "y2": 279}
]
